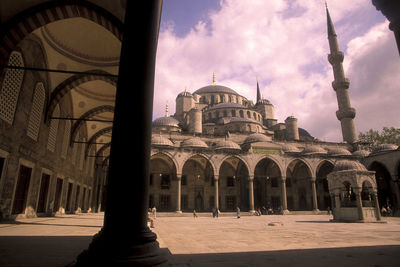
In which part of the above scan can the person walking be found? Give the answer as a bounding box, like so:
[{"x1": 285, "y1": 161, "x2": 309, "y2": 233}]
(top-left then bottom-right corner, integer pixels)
[
  {"x1": 236, "y1": 207, "x2": 241, "y2": 219},
  {"x1": 152, "y1": 206, "x2": 157, "y2": 218},
  {"x1": 193, "y1": 209, "x2": 198, "y2": 218},
  {"x1": 212, "y1": 207, "x2": 216, "y2": 218}
]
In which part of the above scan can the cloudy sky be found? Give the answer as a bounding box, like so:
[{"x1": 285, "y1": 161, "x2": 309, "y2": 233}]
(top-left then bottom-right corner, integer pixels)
[{"x1": 153, "y1": 0, "x2": 400, "y2": 142}]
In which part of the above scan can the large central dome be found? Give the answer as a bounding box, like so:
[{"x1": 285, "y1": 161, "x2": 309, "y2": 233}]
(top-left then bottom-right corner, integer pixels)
[{"x1": 193, "y1": 84, "x2": 239, "y2": 95}]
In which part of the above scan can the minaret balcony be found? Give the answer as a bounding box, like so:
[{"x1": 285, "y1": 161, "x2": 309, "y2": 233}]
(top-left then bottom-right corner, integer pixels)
[
  {"x1": 332, "y1": 78, "x2": 350, "y2": 90},
  {"x1": 336, "y1": 107, "x2": 356, "y2": 120},
  {"x1": 328, "y1": 51, "x2": 344, "y2": 64}
]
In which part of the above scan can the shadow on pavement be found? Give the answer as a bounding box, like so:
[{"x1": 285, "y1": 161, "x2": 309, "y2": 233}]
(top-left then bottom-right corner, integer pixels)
[{"x1": 0, "y1": 236, "x2": 398, "y2": 267}]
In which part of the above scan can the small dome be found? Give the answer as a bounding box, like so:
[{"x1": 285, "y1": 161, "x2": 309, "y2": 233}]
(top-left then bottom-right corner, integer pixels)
[
  {"x1": 326, "y1": 147, "x2": 352, "y2": 156},
  {"x1": 214, "y1": 139, "x2": 241, "y2": 151},
  {"x1": 352, "y1": 150, "x2": 371, "y2": 157},
  {"x1": 302, "y1": 145, "x2": 327, "y2": 155},
  {"x1": 151, "y1": 135, "x2": 174, "y2": 147},
  {"x1": 152, "y1": 116, "x2": 180, "y2": 128},
  {"x1": 371, "y1": 144, "x2": 398, "y2": 154},
  {"x1": 177, "y1": 90, "x2": 192, "y2": 97},
  {"x1": 281, "y1": 143, "x2": 300, "y2": 153},
  {"x1": 333, "y1": 160, "x2": 368, "y2": 172},
  {"x1": 180, "y1": 137, "x2": 208, "y2": 148},
  {"x1": 243, "y1": 133, "x2": 271, "y2": 144}
]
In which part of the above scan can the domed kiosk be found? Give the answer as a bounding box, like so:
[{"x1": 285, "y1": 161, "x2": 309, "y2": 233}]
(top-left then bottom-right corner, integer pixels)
[{"x1": 327, "y1": 160, "x2": 382, "y2": 222}]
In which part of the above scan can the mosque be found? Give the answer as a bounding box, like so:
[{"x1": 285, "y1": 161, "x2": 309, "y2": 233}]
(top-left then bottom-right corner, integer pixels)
[{"x1": 0, "y1": 0, "x2": 400, "y2": 265}]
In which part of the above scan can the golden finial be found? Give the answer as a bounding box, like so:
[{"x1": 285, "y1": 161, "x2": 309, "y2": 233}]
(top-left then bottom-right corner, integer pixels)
[
  {"x1": 212, "y1": 72, "x2": 216, "y2": 85},
  {"x1": 325, "y1": 1, "x2": 328, "y2": 8},
  {"x1": 165, "y1": 100, "x2": 169, "y2": 117}
]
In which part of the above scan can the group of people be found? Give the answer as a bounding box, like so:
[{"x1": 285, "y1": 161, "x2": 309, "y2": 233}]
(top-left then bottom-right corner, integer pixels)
[{"x1": 381, "y1": 205, "x2": 393, "y2": 216}]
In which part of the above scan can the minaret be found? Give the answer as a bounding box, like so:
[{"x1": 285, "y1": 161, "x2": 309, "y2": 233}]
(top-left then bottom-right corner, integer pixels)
[
  {"x1": 326, "y1": 5, "x2": 357, "y2": 143},
  {"x1": 256, "y1": 77, "x2": 261, "y2": 103}
]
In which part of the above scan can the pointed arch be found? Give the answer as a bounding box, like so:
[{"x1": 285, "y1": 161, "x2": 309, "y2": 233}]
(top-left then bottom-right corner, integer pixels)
[
  {"x1": 85, "y1": 126, "x2": 113, "y2": 158},
  {"x1": 70, "y1": 105, "x2": 114, "y2": 146},
  {"x1": 0, "y1": 1, "x2": 123, "y2": 68},
  {"x1": 46, "y1": 71, "x2": 117, "y2": 120}
]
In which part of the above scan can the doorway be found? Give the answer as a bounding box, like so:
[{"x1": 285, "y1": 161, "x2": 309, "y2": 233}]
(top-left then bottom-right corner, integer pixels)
[
  {"x1": 37, "y1": 173, "x2": 50, "y2": 213},
  {"x1": 12, "y1": 165, "x2": 32, "y2": 214}
]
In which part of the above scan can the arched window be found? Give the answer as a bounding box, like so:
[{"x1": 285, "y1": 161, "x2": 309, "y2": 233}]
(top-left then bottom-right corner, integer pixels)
[
  {"x1": 253, "y1": 112, "x2": 257, "y2": 120},
  {"x1": 231, "y1": 110, "x2": 236, "y2": 117},
  {"x1": 239, "y1": 110, "x2": 244, "y2": 118},
  {"x1": 47, "y1": 105, "x2": 60, "y2": 152},
  {"x1": 0, "y1": 51, "x2": 24, "y2": 124},
  {"x1": 220, "y1": 94, "x2": 224, "y2": 103},
  {"x1": 223, "y1": 110, "x2": 228, "y2": 117},
  {"x1": 27, "y1": 83, "x2": 45, "y2": 141},
  {"x1": 229, "y1": 95, "x2": 232, "y2": 103},
  {"x1": 247, "y1": 111, "x2": 251, "y2": 118},
  {"x1": 61, "y1": 119, "x2": 71, "y2": 159}
]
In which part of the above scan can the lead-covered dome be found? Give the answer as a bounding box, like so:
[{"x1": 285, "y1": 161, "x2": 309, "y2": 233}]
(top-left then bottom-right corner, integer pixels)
[
  {"x1": 152, "y1": 116, "x2": 180, "y2": 127},
  {"x1": 302, "y1": 145, "x2": 327, "y2": 155},
  {"x1": 151, "y1": 134, "x2": 174, "y2": 147},
  {"x1": 193, "y1": 84, "x2": 239, "y2": 95},
  {"x1": 352, "y1": 150, "x2": 371, "y2": 157},
  {"x1": 326, "y1": 147, "x2": 352, "y2": 156},
  {"x1": 180, "y1": 137, "x2": 208, "y2": 148},
  {"x1": 333, "y1": 160, "x2": 368, "y2": 172},
  {"x1": 371, "y1": 144, "x2": 398, "y2": 154},
  {"x1": 281, "y1": 143, "x2": 300, "y2": 153},
  {"x1": 243, "y1": 133, "x2": 271, "y2": 144},
  {"x1": 214, "y1": 139, "x2": 241, "y2": 151}
]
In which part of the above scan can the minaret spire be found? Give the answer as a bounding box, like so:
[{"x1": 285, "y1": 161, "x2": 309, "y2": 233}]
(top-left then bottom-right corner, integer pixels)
[
  {"x1": 212, "y1": 72, "x2": 216, "y2": 85},
  {"x1": 326, "y1": 6, "x2": 357, "y2": 144},
  {"x1": 256, "y1": 77, "x2": 261, "y2": 103},
  {"x1": 165, "y1": 100, "x2": 169, "y2": 117}
]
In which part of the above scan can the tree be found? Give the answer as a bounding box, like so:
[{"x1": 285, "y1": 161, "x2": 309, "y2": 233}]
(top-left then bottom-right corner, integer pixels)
[{"x1": 358, "y1": 127, "x2": 400, "y2": 151}]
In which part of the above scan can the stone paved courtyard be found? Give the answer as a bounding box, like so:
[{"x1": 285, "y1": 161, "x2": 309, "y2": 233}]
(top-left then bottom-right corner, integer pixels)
[{"x1": 0, "y1": 212, "x2": 399, "y2": 266}]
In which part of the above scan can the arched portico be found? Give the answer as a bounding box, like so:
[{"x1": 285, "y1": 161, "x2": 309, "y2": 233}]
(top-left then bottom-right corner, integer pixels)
[
  {"x1": 369, "y1": 161, "x2": 397, "y2": 210},
  {"x1": 316, "y1": 160, "x2": 334, "y2": 210},
  {"x1": 254, "y1": 157, "x2": 283, "y2": 213},
  {"x1": 181, "y1": 154, "x2": 214, "y2": 212},
  {"x1": 149, "y1": 153, "x2": 178, "y2": 211},
  {"x1": 219, "y1": 156, "x2": 249, "y2": 211},
  {"x1": 286, "y1": 159, "x2": 314, "y2": 211}
]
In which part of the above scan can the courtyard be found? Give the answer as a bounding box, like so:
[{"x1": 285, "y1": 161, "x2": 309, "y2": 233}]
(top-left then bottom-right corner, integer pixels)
[{"x1": 0, "y1": 212, "x2": 399, "y2": 266}]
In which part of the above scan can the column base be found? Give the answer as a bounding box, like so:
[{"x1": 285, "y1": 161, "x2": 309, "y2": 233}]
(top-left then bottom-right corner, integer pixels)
[
  {"x1": 74, "y1": 228, "x2": 168, "y2": 266},
  {"x1": 175, "y1": 210, "x2": 182, "y2": 214},
  {"x1": 248, "y1": 210, "x2": 256, "y2": 215},
  {"x1": 282, "y1": 209, "x2": 290, "y2": 215},
  {"x1": 312, "y1": 209, "x2": 320, "y2": 214}
]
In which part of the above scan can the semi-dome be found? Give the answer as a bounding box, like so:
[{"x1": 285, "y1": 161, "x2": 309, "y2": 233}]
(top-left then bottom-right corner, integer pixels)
[
  {"x1": 333, "y1": 160, "x2": 368, "y2": 172},
  {"x1": 281, "y1": 143, "x2": 300, "y2": 153},
  {"x1": 152, "y1": 116, "x2": 180, "y2": 128},
  {"x1": 326, "y1": 147, "x2": 352, "y2": 156},
  {"x1": 352, "y1": 150, "x2": 371, "y2": 157},
  {"x1": 371, "y1": 144, "x2": 398, "y2": 154},
  {"x1": 193, "y1": 84, "x2": 239, "y2": 95},
  {"x1": 243, "y1": 133, "x2": 270, "y2": 144},
  {"x1": 151, "y1": 135, "x2": 174, "y2": 147},
  {"x1": 214, "y1": 139, "x2": 241, "y2": 151},
  {"x1": 180, "y1": 137, "x2": 208, "y2": 148},
  {"x1": 302, "y1": 145, "x2": 327, "y2": 155}
]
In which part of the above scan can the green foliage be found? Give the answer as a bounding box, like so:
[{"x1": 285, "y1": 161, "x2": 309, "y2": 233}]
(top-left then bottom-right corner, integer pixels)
[{"x1": 358, "y1": 127, "x2": 400, "y2": 151}]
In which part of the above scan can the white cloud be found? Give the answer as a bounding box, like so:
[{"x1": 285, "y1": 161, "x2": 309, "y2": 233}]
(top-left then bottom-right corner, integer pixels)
[{"x1": 154, "y1": 0, "x2": 395, "y2": 142}]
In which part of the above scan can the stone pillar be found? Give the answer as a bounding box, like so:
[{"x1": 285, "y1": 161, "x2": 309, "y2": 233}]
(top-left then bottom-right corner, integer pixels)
[
  {"x1": 248, "y1": 176, "x2": 255, "y2": 213},
  {"x1": 372, "y1": 192, "x2": 382, "y2": 221},
  {"x1": 214, "y1": 175, "x2": 219, "y2": 211},
  {"x1": 176, "y1": 174, "x2": 182, "y2": 213},
  {"x1": 280, "y1": 176, "x2": 289, "y2": 214},
  {"x1": 354, "y1": 189, "x2": 365, "y2": 221},
  {"x1": 75, "y1": 1, "x2": 167, "y2": 266},
  {"x1": 311, "y1": 178, "x2": 319, "y2": 212}
]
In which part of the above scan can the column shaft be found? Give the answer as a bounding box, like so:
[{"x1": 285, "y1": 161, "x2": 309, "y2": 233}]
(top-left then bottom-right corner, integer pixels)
[
  {"x1": 214, "y1": 177, "x2": 219, "y2": 210},
  {"x1": 311, "y1": 179, "x2": 319, "y2": 211},
  {"x1": 176, "y1": 175, "x2": 182, "y2": 212},
  {"x1": 249, "y1": 178, "x2": 255, "y2": 212},
  {"x1": 76, "y1": 1, "x2": 167, "y2": 265},
  {"x1": 373, "y1": 193, "x2": 382, "y2": 221},
  {"x1": 280, "y1": 177, "x2": 288, "y2": 211},
  {"x1": 356, "y1": 193, "x2": 365, "y2": 221}
]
